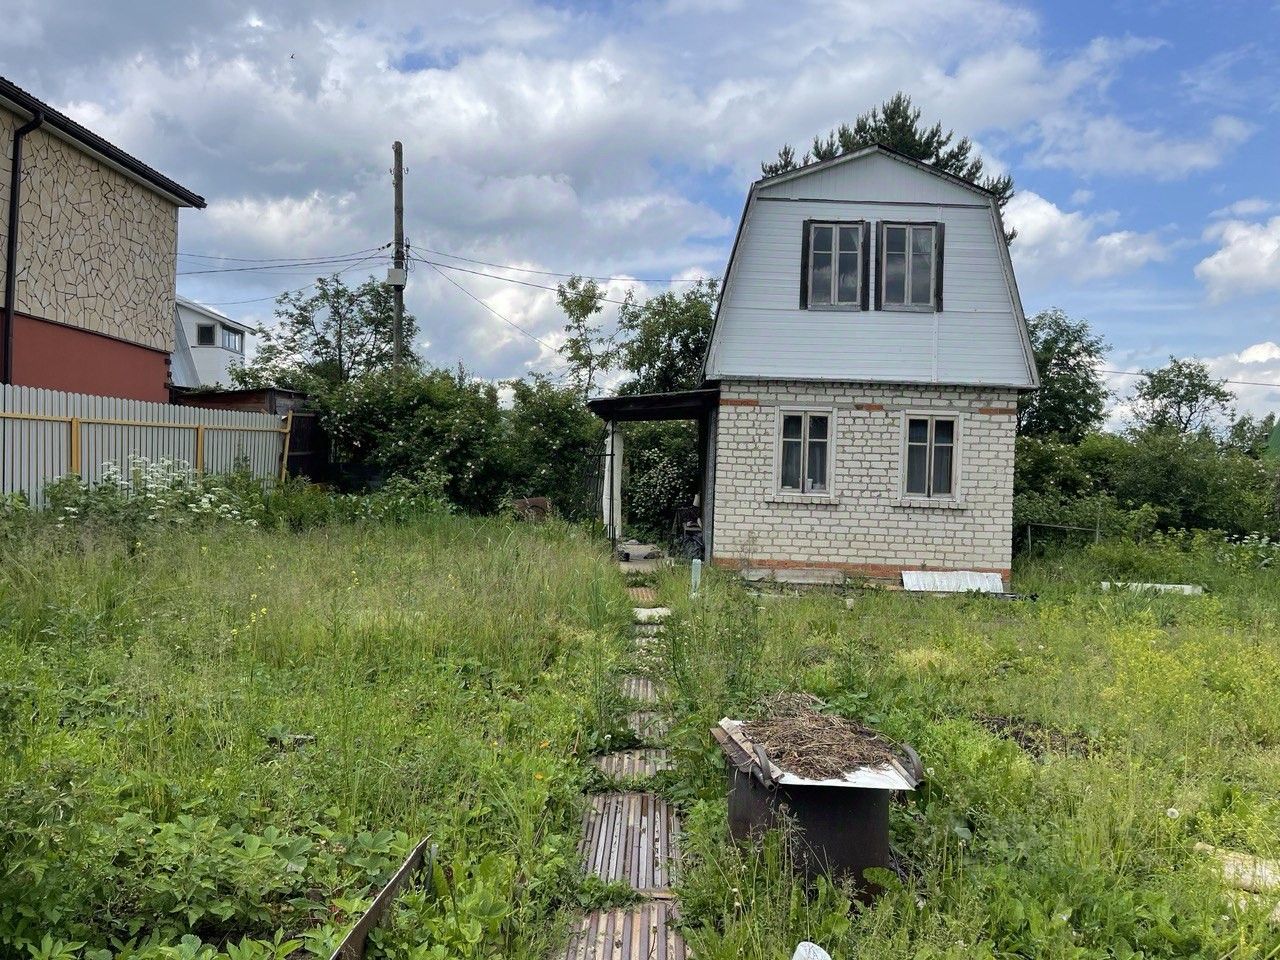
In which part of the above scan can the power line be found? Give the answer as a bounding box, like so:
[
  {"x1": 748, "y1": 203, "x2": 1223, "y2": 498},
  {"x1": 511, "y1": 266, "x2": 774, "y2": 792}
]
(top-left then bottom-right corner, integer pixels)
[
  {"x1": 178, "y1": 252, "x2": 390, "y2": 276},
  {"x1": 187, "y1": 256, "x2": 386, "y2": 306},
  {"x1": 423, "y1": 260, "x2": 567, "y2": 375},
  {"x1": 1100, "y1": 368, "x2": 1280, "y2": 389},
  {"x1": 408, "y1": 253, "x2": 634, "y2": 305},
  {"x1": 418, "y1": 245, "x2": 715, "y2": 285},
  {"x1": 177, "y1": 244, "x2": 389, "y2": 264}
]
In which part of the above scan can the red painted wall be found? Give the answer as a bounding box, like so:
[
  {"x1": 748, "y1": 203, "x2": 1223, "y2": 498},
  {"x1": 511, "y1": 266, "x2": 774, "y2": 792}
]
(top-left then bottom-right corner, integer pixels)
[{"x1": 10, "y1": 313, "x2": 170, "y2": 402}]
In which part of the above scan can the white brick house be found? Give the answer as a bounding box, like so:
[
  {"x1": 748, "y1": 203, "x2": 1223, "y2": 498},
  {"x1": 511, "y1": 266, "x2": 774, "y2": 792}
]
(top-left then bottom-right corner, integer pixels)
[{"x1": 591, "y1": 145, "x2": 1037, "y2": 585}]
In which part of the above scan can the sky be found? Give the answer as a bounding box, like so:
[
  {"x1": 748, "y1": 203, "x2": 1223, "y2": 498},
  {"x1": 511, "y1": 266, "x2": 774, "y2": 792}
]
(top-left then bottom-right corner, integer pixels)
[{"x1": 3, "y1": 0, "x2": 1279, "y2": 417}]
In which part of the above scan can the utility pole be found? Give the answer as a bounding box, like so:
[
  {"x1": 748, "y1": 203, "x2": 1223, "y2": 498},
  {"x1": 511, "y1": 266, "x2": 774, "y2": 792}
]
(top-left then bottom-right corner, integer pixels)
[{"x1": 391, "y1": 140, "x2": 405, "y2": 364}]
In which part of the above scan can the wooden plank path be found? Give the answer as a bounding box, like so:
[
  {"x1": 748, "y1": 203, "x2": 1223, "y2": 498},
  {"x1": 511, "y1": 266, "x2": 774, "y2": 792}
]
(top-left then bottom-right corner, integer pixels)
[{"x1": 561, "y1": 604, "x2": 687, "y2": 959}]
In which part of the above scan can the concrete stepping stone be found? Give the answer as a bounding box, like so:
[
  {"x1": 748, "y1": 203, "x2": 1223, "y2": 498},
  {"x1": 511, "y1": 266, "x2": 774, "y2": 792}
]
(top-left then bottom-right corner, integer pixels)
[
  {"x1": 560, "y1": 901, "x2": 687, "y2": 960},
  {"x1": 593, "y1": 749, "x2": 673, "y2": 779},
  {"x1": 579, "y1": 792, "x2": 680, "y2": 895},
  {"x1": 627, "y1": 710, "x2": 670, "y2": 741},
  {"x1": 633, "y1": 607, "x2": 671, "y2": 625},
  {"x1": 621, "y1": 675, "x2": 660, "y2": 704}
]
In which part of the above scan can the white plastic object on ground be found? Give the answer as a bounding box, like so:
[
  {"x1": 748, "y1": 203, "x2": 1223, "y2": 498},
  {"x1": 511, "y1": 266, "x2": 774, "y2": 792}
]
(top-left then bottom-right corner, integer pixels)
[{"x1": 792, "y1": 943, "x2": 832, "y2": 960}]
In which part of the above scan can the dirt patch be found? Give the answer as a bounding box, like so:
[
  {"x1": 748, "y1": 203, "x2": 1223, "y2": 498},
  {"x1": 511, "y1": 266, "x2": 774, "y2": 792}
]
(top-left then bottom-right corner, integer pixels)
[
  {"x1": 975, "y1": 713, "x2": 1097, "y2": 758},
  {"x1": 744, "y1": 693, "x2": 901, "y2": 780}
]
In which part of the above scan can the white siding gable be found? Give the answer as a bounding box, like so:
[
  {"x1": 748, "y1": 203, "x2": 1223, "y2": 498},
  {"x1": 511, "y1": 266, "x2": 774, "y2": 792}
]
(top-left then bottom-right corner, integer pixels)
[{"x1": 705, "y1": 149, "x2": 1036, "y2": 388}]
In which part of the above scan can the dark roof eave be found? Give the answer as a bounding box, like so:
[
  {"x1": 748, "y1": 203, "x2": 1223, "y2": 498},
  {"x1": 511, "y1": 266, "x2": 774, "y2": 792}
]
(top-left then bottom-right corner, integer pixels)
[
  {"x1": 587, "y1": 386, "x2": 720, "y2": 422},
  {"x1": 0, "y1": 76, "x2": 206, "y2": 208}
]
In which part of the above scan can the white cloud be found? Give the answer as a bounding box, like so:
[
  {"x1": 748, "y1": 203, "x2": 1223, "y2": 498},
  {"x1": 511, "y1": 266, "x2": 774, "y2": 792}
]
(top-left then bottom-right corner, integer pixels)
[
  {"x1": 1070, "y1": 188, "x2": 1094, "y2": 206},
  {"x1": 1035, "y1": 113, "x2": 1254, "y2": 179},
  {"x1": 1195, "y1": 216, "x2": 1280, "y2": 302},
  {"x1": 1211, "y1": 198, "x2": 1276, "y2": 219},
  {"x1": 1005, "y1": 191, "x2": 1167, "y2": 283},
  {"x1": 1205, "y1": 341, "x2": 1280, "y2": 418}
]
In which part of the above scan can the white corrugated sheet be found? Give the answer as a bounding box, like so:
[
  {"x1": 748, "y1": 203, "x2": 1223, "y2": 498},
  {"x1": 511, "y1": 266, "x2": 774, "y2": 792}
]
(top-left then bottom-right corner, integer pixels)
[
  {"x1": 1101, "y1": 582, "x2": 1204, "y2": 596},
  {"x1": 902, "y1": 570, "x2": 1005, "y2": 593}
]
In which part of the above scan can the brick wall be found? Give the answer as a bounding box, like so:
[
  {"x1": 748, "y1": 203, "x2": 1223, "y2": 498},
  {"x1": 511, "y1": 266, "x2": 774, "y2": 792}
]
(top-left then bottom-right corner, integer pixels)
[{"x1": 711, "y1": 379, "x2": 1018, "y2": 579}]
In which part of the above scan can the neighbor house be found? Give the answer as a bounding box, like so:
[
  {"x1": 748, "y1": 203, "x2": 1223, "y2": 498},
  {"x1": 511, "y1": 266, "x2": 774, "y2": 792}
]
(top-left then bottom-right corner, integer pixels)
[
  {"x1": 590, "y1": 145, "x2": 1038, "y2": 585},
  {"x1": 170, "y1": 294, "x2": 252, "y2": 389},
  {"x1": 0, "y1": 77, "x2": 205, "y2": 402}
]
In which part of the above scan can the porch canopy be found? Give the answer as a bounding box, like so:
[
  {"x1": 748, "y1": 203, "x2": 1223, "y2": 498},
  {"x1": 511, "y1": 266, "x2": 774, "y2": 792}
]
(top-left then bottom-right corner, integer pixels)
[{"x1": 587, "y1": 387, "x2": 720, "y2": 545}]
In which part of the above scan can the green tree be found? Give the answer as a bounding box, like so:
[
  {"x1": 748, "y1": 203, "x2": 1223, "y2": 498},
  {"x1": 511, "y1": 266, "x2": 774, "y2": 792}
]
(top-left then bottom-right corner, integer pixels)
[
  {"x1": 1225, "y1": 411, "x2": 1278, "y2": 458},
  {"x1": 555, "y1": 276, "x2": 616, "y2": 400},
  {"x1": 615, "y1": 280, "x2": 718, "y2": 395},
  {"x1": 761, "y1": 92, "x2": 1016, "y2": 243},
  {"x1": 233, "y1": 275, "x2": 418, "y2": 389},
  {"x1": 1017, "y1": 308, "x2": 1109, "y2": 442},
  {"x1": 1130, "y1": 357, "x2": 1234, "y2": 435},
  {"x1": 505, "y1": 375, "x2": 604, "y2": 519}
]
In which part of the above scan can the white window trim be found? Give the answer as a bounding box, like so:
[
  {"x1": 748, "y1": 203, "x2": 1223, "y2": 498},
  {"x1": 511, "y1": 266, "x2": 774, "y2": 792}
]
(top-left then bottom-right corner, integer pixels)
[
  {"x1": 896, "y1": 410, "x2": 963, "y2": 506},
  {"x1": 880, "y1": 222, "x2": 937, "y2": 313},
  {"x1": 772, "y1": 406, "x2": 837, "y2": 500},
  {"x1": 806, "y1": 221, "x2": 863, "y2": 312}
]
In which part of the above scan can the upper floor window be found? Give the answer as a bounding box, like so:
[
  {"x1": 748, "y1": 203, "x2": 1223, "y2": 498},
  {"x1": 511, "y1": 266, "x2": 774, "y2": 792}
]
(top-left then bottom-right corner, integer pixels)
[
  {"x1": 903, "y1": 415, "x2": 955, "y2": 498},
  {"x1": 778, "y1": 410, "x2": 831, "y2": 494},
  {"x1": 221, "y1": 325, "x2": 244, "y2": 354},
  {"x1": 878, "y1": 222, "x2": 943, "y2": 312},
  {"x1": 195, "y1": 323, "x2": 215, "y2": 346},
  {"x1": 801, "y1": 221, "x2": 868, "y2": 310}
]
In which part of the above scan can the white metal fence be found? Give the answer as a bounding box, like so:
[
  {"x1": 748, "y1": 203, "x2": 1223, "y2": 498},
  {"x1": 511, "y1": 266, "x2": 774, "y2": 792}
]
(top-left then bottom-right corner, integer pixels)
[{"x1": 1, "y1": 384, "x2": 290, "y2": 506}]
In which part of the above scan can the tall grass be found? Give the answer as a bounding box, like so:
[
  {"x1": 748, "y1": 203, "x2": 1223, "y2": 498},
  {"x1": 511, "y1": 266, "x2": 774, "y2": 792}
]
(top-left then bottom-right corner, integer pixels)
[
  {"x1": 0, "y1": 518, "x2": 629, "y2": 958},
  {"x1": 652, "y1": 539, "x2": 1280, "y2": 958}
]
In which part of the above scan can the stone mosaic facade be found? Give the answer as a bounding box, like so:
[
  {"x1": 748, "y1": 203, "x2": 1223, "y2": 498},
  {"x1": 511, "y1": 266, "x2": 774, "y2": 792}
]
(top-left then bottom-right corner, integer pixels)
[
  {"x1": 710, "y1": 379, "x2": 1018, "y2": 579},
  {"x1": 0, "y1": 105, "x2": 178, "y2": 353}
]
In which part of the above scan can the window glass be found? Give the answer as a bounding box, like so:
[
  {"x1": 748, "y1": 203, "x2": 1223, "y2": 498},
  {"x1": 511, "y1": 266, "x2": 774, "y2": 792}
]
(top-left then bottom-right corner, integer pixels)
[
  {"x1": 808, "y1": 415, "x2": 828, "y2": 441},
  {"x1": 782, "y1": 414, "x2": 803, "y2": 440},
  {"x1": 911, "y1": 226, "x2": 933, "y2": 255},
  {"x1": 933, "y1": 419, "x2": 954, "y2": 445},
  {"x1": 884, "y1": 254, "x2": 906, "y2": 304},
  {"x1": 910, "y1": 251, "x2": 932, "y2": 304},
  {"x1": 837, "y1": 252, "x2": 859, "y2": 302},
  {"x1": 838, "y1": 226, "x2": 859, "y2": 251},
  {"x1": 807, "y1": 441, "x2": 828, "y2": 492},
  {"x1": 781, "y1": 440, "x2": 802, "y2": 490},
  {"x1": 886, "y1": 225, "x2": 907, "y2": 254},
  {"x1": 931, "y1": 444, "x2": 953, "y2": 495},
  {"x1": 812, "y1": 225, "x2": 833, "y2": 252},
  {"x1": 196, "y1": 324, "x2": 215, "y2": 346},
  {"x1": 905, "y1": 443, "x2": 928, "y2": 495},
  {"x1": 908, "y1": 418, "x2": 929, "y2": 444},
  {"x1": 810, "y1": 251, "x2": 832, "y2": 304}
]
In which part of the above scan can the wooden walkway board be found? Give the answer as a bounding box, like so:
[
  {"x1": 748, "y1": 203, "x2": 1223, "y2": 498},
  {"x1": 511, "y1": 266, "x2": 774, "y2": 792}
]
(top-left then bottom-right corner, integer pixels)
[
  {"x1": 594, "y1": 748, "x2": 673, "y2": 779},
  {"x1": 561, "y1": 902, "x2": 687, "y2": 960},
  {"x1": 627, "y1": 711, "x2": 670, "y2": 741},
  {"x1": 627, "y1": 586, "x2": 659, "y2": 605},
  {"x1": 622, "y1": 675, "x2": 660, "y2": 704},
  {"x1": 580, "y1": 792, "x2": 680, "y2": 893}
]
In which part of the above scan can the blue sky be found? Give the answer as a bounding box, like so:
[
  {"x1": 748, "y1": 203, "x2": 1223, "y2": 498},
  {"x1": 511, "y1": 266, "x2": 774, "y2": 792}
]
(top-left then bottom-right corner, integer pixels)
[{"x1": 2, "y1": 0, "x2": 1278, "y2": 414}]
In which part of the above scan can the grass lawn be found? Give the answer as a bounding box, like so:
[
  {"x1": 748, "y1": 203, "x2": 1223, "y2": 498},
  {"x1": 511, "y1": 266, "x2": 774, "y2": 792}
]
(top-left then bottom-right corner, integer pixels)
[{"x1": 3, "y1": 519, "x2": 1278, "y2": 959}]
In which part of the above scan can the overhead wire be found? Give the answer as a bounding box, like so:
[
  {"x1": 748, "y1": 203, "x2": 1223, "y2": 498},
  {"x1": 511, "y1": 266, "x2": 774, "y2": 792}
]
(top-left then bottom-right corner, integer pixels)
[
  {"x1": 1099, "y1": 368, "x2": 1280, "y2": 389},
  {"x1": 416, "y1": 245, "x2": 716, "y2": 285}
]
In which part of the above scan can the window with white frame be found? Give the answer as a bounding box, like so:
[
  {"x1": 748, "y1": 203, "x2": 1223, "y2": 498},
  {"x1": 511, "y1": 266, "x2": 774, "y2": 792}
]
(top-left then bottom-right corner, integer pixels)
[
  {"x1": 880, "y1": 223, "x2": 939, "y2": 310},
  {"x1": 195, "y1": 323, "x2": 216, "y2": 346},
  {"x1": 221, "y1": 324, "x2": 244, "y2": 353},
  {"x1": 804, "y1": 221, "x2": 865, "y2": 309},
  {"x1": 779, "y1": 411, "x2": 831, "y2": 494},
  {"x1": 903, "y1": 415, "x2": 956, "y2": 498}
]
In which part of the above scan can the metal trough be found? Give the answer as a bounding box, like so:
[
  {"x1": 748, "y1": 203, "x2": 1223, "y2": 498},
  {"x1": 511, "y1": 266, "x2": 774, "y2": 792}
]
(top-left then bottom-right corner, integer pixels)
[{"x1": 711, "y1": 718, "x2": 921, "y2": 894}]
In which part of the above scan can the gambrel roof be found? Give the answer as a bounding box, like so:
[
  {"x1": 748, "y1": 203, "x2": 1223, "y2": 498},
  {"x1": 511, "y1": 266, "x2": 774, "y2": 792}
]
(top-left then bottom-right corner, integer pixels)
[{"x1": 703, "y1": 144, "x2": 1038, "y2": 389}]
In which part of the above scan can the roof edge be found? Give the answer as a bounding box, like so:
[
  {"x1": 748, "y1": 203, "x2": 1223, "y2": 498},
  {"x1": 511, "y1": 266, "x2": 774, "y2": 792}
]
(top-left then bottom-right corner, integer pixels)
[
  {"x1": 754, "y1": 143, "x2": 995, "y2": 199},
  {"x1": 0, "y1": 77, "x2": 206, "y2": 208}
]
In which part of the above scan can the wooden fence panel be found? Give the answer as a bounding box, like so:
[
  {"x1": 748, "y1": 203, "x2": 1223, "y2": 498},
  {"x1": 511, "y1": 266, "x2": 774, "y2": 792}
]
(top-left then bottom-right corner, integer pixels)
[{"x1": 0, "y1": 384, "x2": 288, "y2": 507}]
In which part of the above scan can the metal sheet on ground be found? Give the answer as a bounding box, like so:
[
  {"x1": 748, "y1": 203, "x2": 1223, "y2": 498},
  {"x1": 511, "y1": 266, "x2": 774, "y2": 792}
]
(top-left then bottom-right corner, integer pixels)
[
  {"x1": 561, "y1": 902, "x2": 687, "y2": 960},
  {"x1": 579, "y1": 792, "x2": 679, "y2": 893},
  {"x1": 902, "y1": 570, "x2": 1004, "y2": 593}
]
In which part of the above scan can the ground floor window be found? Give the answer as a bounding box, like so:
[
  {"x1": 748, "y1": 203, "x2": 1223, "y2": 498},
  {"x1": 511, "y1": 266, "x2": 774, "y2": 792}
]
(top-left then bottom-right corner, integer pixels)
[
  {"x1": 903, "y1": 415, "x2": 956, "y2": 497},
  {"x1": 779, "y1": 411, "x2": 831, "y2": 493}
]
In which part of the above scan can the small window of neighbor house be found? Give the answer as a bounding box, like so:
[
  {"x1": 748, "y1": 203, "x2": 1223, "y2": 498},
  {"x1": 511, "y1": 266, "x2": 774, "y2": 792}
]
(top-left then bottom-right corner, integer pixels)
[
  {"x1": 221, "y1": 325, "x2": 244, "y2": 353},
  {"x1": 779, "y1": 411, "x2": 831, "y2": 494},
  {"x1": 196, "y1": 323, "x2": 215, "y2": 346},
  {"x1": 802, "y1": 221, "x2": 868, "y2": 310},
  {"x1": 903, "y1": 415, "x2": 956, "y2": 498}
]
